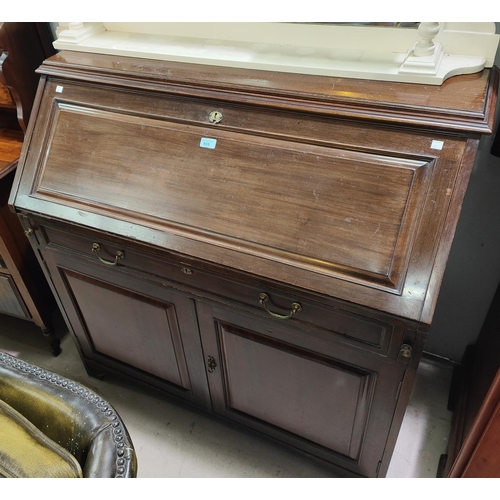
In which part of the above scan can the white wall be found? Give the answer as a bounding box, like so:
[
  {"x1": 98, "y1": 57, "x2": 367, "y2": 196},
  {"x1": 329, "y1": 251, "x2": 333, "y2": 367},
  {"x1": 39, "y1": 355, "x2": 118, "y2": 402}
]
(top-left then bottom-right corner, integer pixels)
[{"x1": 424, "y1": 23, "x2": 500, "y2": 362}]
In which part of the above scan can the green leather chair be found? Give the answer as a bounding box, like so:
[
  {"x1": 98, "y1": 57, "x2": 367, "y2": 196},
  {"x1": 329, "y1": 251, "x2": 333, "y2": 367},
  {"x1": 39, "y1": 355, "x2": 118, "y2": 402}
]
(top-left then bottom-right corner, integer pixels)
[{"x1": 0, "y1": 352, "x2": 137, "y2": 478}]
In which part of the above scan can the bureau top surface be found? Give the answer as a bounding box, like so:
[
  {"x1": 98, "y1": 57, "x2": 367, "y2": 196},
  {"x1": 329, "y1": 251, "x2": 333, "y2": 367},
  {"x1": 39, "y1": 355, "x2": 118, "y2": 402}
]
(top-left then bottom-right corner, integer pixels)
[{"x1": 40, "y1": 51, "x2": 498, "y2": 134}]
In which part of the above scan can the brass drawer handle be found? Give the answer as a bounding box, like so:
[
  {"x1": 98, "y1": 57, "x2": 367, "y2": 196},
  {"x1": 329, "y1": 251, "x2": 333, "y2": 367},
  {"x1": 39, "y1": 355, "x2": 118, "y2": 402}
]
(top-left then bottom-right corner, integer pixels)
[
  {"x1": 259, "y1": 293, "x2": 302, "y2": 320},
  {"x1": 91, "y1": 243, "x2": 124, "y2": 266}
]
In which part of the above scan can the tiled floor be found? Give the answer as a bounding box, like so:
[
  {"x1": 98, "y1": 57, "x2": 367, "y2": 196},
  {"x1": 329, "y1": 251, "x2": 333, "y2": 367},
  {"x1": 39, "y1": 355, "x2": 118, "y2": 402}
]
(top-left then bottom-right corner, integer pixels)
[{"x1": 0, "y1": 310, "x2": 454, "y2": 478}]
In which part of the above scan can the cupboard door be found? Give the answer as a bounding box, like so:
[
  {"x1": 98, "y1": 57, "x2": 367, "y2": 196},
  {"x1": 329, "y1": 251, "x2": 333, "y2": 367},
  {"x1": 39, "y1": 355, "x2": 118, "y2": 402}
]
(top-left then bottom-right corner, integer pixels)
[
  {"x1": 41, "y1": 250, "x2": 210, "y2": 408},
  {"x1": 197, "y1": 301, "x2": 407, "y2": 477},
  {"x1": 0, "y1": 273, "x2": 30, "y2": 319}
]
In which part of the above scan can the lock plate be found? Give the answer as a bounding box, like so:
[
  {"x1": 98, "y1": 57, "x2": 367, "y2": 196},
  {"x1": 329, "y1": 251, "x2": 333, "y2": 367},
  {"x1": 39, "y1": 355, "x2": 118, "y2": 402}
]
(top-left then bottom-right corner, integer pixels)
[
  {"x1": 208, "y1": 111, "x2": 223, "y2": 124},
  {"x1": 207, "y1": 356, "x2": 217, "y2": 373},
  {"x1": 398, "y1": 344, "x2": 412, "y2": 361}
]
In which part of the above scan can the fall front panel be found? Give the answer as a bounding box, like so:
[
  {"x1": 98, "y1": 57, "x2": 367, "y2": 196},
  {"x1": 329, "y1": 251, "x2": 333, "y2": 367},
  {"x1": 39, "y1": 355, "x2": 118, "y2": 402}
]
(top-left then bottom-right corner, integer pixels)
[{"x1": 34, "y1": 102, "x2": 431, "y2": 292}]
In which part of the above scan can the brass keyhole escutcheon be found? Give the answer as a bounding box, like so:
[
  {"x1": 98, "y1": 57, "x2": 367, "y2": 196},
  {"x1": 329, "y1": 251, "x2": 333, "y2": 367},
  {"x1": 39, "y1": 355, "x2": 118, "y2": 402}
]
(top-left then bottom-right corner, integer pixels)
[
  {"x1": 207, "y1": 356, "x2": 217, "y2": 373},
  {"x1": 208, "y1": 111, "x2": 223, "y2": 124},
  {"x1": 399, "y1": 344, "x2": 412, "y2": 359}
]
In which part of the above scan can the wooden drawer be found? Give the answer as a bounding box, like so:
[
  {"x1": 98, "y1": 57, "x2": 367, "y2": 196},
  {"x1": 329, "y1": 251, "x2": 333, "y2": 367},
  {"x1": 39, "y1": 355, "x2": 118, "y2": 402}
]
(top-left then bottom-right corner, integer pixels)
[
  {"x1": 34, "y1": 219, "x2": 410, "y2": 359},
  {"x1": 14, "y1": 77, "x2": 471, "y2": 324}
]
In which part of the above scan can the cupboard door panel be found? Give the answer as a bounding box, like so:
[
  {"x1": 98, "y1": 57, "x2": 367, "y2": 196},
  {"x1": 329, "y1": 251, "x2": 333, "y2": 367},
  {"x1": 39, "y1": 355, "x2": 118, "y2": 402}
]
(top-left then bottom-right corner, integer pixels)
[
  {"x1": 197, "y1": 300, "x2": 407, "y2": 477},
  {"x1": 40, "y1": 250, "x2": 211, "y2": 407},
  {"x1": 219, "y1": 322, "x2": 373, "y2": 458},
  {"x1": 64, "y1": 270, "x2": 189, "y2": 389}
]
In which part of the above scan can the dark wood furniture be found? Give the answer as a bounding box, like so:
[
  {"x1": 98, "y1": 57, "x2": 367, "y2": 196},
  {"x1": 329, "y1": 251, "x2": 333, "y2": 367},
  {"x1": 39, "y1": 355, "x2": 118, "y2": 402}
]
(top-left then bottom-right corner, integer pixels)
[
  {"x1": 9, "y1": 51, "x2": 499, "y2": 477},
  {"x1": 443, "y1": 280, "x2": 500, "y2": 477},
  {"x1": 0, "y1": 23, "x2": 59, "y2": 355}
]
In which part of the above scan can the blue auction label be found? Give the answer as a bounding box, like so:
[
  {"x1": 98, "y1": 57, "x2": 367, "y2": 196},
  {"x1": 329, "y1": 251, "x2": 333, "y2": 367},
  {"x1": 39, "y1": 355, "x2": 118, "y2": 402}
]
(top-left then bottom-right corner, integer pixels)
[{"x1": 200, "y1": 138, "x2": 217, "y2": 149}]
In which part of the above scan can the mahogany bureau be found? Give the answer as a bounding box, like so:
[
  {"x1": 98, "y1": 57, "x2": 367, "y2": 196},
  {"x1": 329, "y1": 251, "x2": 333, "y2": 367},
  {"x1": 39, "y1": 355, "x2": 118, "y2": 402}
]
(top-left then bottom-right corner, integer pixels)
[{"x1": 9, "y1": 51, "x2": 499, "y2": 477}]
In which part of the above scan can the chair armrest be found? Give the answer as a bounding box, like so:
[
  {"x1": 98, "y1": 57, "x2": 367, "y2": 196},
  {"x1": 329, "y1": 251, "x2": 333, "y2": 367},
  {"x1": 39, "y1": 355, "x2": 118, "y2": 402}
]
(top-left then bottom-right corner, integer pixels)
[{"x1": 0, "y1": 352, "x2": 137, "y2": 477}]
